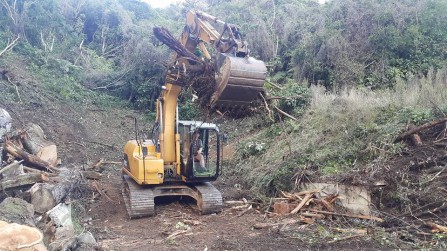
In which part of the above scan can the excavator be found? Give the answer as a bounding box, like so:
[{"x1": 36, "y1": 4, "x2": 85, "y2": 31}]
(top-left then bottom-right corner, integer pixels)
[{"x1": 121, "y1": 10, "x2": 267, "y2": 218}]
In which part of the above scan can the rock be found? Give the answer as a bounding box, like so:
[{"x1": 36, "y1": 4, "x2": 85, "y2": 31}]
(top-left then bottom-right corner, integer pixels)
[
  {"x1": 0, "y1": 108, "x2": 12, "y2": 165},
  {"x1": 0, "y1": 108, "x2": 12, "y2": 137},
  {"x1": 45, "y1": 203, "x2": 77, "y2": 251},
  {"x1": 22, "y1": 123, "x2": 47, "y2": 155},
  {"x1": 0, "y1": 197, "x2": 35, "y2": 226},
  {"x1": 47, "y1": 203, "x2": 75, "y2": 239},
  {"x1": 49, "y1": 232, "x2": 97, "y2": 251},
  {"x1": 78, "y1": 232, "x2": 97, "y2": 245}
]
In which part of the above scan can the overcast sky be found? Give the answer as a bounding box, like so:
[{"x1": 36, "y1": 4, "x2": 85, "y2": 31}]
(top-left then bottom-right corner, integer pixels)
[
  {"x1": 145, "y1": 0, "x2": 328, "y2": 9},
  {"x1": 144, "y1": 0, "x2": 181, "y2": 8}
]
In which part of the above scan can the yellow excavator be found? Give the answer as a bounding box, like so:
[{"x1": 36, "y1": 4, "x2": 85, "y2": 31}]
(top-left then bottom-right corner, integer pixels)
[{"x1": 122, "y1": 10, "x2": 267, "y2": 218}]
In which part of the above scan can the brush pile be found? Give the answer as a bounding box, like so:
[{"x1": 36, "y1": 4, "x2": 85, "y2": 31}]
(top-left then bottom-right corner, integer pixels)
[{"x1": 0, "y1": 113, "x2": 103, "y2": 250}]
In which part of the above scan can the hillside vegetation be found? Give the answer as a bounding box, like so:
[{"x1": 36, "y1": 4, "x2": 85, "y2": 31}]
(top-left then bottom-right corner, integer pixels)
[{"x1": 1, "y1": 0, "x2": 447, "y2": 205}]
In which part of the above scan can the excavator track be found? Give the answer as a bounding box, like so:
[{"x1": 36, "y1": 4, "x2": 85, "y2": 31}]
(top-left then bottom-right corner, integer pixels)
[
  {"x1": 122, "y1": 175, "x2": 155, "y2": 219},
  {"x1": 122, "y1": 175, "x2": 222, "y2": 218},
  {"x1": 194, "y1": 182, "x2": 223, "y2": 214}
]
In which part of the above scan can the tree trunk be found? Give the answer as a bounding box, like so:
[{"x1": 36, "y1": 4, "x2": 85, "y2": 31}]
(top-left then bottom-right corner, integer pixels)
[
  {"x1": 0, "y1": 173, "x2": 48, "y2": 190},
  {"x1": 3, "y1": 141, "x2": 58, "y2": 173},
  {"x1": 29, "y1": 183, "x2": 70, "y2": 214}
]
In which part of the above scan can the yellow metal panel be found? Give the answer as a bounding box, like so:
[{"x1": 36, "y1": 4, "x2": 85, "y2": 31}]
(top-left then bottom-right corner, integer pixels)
[
  {"x1": 175, "y1": 133, "x2": 180, "y2": 175},
  {"x1": 161, "y1": 84, "x2": 181, "y2": 163},
  {"x1": 124, "y1": 140, "x2": 164, "y2": 185}
]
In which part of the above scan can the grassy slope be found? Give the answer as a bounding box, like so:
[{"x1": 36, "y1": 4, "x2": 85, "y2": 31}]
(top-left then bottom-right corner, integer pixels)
[
  {"x1": 226, "y1": 69, "x2": 447, "y2": 199},
  {"x1": 0, "y1": 52, "x2": 149, "y2": 165}
]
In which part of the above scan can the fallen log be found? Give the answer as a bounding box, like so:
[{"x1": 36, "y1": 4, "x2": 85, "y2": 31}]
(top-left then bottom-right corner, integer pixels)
[
  {"x1": 0, "y1": 173, "x2": 48, "y2": 190},
  {"x1": 29, "y1": 183, "x2": 70, "y2": 214},
  {"x1": 0, "y1": 160, "x2": 24, "y2": 175},
  {"x1": 3, "y1": 141, "x2": 58, "y2": 173},
  {"x1": 408, "y1": 124, "x2": 422, "y2": 146},
  {"x1": 395, "y1": 117, "x2": 447, "y2": 142},
  {"x1": 308, "y1": 209, "x2": 384, "y2": 222}
]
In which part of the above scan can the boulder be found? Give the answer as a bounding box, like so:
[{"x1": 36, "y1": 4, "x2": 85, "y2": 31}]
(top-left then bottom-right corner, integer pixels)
[{"x1": 0, "y1": 197, "x2": 35, "y2": 226}]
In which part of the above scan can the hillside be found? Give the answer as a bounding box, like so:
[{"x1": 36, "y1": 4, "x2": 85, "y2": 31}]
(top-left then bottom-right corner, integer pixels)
[{"x1": 1, "y1": 0, "x2": 447, "y2": 250}]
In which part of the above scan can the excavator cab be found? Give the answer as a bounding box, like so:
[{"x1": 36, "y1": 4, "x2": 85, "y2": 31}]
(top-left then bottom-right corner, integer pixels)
[{"x1": 178, "y1": 121, "x2": 220, "y2": 182}]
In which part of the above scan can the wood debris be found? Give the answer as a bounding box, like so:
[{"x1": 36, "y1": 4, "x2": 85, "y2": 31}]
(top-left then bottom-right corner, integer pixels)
[
  {"x1": 425, "y1": 222, "x2": 447, "y2": 233},
  {"x1": 1, "y1": 121, "x2": 101, "y2": 249},
  {"x1": 265, "y1": 187, "x2": 381, "y2": 228}
]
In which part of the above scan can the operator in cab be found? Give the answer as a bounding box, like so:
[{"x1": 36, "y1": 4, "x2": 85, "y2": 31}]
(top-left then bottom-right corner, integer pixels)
[{"x1": 192, "y1": 130, "x2": 206, "y2": 172}]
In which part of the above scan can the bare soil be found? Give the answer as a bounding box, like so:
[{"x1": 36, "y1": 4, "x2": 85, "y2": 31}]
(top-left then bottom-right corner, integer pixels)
[
  {"x1": 0, "y1": 95, "x2": 397, "y2": 250},
  {"x1": 2, "y1": 69, "x2": 442, "y2": 250}
]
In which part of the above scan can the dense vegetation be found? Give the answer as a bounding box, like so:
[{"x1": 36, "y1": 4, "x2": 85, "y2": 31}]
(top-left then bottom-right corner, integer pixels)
[
  {"x1": 2, "y1": 0, "x2": 447, "y2": 195},
  {"x1": 2, "y1": 0, "x2": 447, "y2": 105}
]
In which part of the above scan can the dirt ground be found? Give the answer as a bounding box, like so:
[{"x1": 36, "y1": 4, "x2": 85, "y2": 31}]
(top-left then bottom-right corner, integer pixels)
[
  {"x1": 0, "y1": 93, "x2": 401, "y2": 250},
  {"x1": 3, "y1": 71, "x2": 447, "y2": 250},
  {"x1": 85, "y1": 172, "x2": 392, "y2": 251}
]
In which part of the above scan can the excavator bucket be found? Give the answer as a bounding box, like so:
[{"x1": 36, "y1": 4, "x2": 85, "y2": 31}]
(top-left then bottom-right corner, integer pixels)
[{"x1": 211, "y1": 53, "x2": 267, "y2": 112}]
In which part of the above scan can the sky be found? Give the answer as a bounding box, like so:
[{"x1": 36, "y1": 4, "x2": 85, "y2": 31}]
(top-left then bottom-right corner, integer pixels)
[
  {"x1": 145, "y1": 0, "x2": 328, "y2": 9},
  {"x1": 144, "y1": 0, "x2": 182, "y2": 8}
]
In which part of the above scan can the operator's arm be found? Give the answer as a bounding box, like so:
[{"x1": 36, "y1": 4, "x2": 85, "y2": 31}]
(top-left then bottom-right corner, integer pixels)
[{"x1": 197, "y1": 139, "x2": 203, "y2": 154}]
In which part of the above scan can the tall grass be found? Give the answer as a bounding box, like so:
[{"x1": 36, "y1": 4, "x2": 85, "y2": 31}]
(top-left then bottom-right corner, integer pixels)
[{"x1": 231, "y1": 68, "x2": 447, "y2": 197}]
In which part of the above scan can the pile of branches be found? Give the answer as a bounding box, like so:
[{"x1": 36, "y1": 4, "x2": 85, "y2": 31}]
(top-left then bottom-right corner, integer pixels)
[
  {"x1": 261, "y1": 189, "x2": 382, "y2": 226},
  {"x1": 333, "y1": 117, "x2": 447, "y2": 243},
  {"x1": 0, "y1": 123, "x2": 105, "y2": 250}
]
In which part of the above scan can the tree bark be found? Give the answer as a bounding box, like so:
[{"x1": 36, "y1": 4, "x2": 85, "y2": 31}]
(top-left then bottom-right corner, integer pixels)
[
  {"x1": 395, "y1": 118, "x2": 447, "y2": 142},
  {"x1": 0, "y1": 173, "x2": 48, "y2": 190},
  {"x1": 29, "y1": 183, "x2": 69, "y2": 214},
  {"x1": 3, "y1": 141, "x2": 58, "y2": 173}
]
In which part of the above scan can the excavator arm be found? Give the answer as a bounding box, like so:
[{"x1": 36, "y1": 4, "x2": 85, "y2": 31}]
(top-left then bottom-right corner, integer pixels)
[{"x1": 158, "y1": 10, "x2": 267, "y2": 169}]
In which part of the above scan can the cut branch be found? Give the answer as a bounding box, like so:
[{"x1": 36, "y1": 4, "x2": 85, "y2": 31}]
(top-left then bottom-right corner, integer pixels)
[
  {"x1": 273, "y1": 105, "x2": 298, "y2": 121},
  {"x1": 265, "y1": 79, "x2": 283, "y2": 90},
  {"x1": 0, "y1": 160, "x2": 24, "y2": 174},
  {"x1": 290, "y1": 193, "x2": 313, "y2": 214},
  {"x1": 259, "y1": 93, "x2": 273, "y2": 121},
  {"x1": 3, "y1": 141, "x2": 58, "y2": 173},
  {"x1": 0, "y1": 173, "x2": 48, "y2": 190},
  {"x1": 0, "y1": 36, "x2": 20, "y2": 57},
  {"x1": 395, "y1": 117, "x2": 447, "y2": 142},
  {"x1": 153, "y1": 26, "x2": 202, "y2": 63},
  {"x1": 308, "y1": 209, "x2": 384, "y2": 222}
]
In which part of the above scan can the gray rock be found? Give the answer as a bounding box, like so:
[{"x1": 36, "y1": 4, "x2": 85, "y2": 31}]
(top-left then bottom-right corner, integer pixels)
[
  {"x1": 0, "y1": 197, "x2": 35, "y2": 226},
  {"x1": 0, "y1": 108, "x2": 12, "y2": 138},
  {"x1": 77, "y1": 232, "x2": 97, "y2": 245}
]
